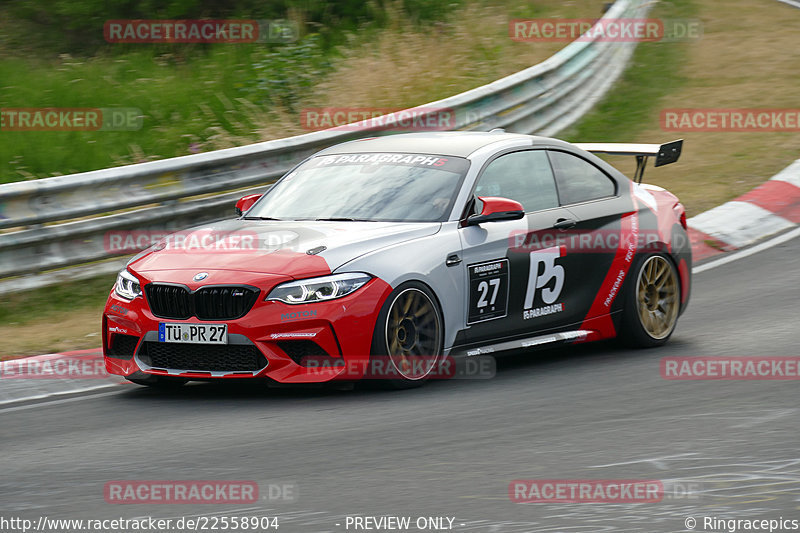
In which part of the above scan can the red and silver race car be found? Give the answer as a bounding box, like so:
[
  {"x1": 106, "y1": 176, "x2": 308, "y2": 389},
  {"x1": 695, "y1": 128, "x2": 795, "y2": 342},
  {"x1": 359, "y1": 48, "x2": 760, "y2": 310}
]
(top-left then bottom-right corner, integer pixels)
[{"x1": 103, "y1": 131, "x2": 691, "y2": 387}]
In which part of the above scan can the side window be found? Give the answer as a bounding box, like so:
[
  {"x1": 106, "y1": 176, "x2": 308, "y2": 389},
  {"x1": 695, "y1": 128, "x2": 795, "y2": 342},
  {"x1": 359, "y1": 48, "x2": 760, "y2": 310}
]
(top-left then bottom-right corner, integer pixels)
[
  {"x1": 548, "y1": 151, "x2": 616, "y2": 205},
  {"x1": 474, "y1": 150, "x2": 559, "y2": 213}
]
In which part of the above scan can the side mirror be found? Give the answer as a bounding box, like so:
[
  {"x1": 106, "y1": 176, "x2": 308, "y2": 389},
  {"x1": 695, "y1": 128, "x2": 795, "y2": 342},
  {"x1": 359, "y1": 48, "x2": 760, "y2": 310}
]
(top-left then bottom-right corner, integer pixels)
[
  {"x1": 235, "y1": 194, "x2": 262, "y2": 216},
  {"x1": 464, "y1": 196, "x2": 525, "y2": 226}
]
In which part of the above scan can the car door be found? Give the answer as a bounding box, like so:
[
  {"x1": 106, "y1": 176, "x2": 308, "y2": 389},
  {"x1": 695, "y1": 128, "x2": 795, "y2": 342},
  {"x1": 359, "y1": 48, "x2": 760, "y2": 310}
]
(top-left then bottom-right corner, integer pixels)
[
  {"x1": 459, "y1": 149, "x2": 585, "y2": 347},
  {"x1": 547, "y1": 149, "x2": 635, "y2": 323}
]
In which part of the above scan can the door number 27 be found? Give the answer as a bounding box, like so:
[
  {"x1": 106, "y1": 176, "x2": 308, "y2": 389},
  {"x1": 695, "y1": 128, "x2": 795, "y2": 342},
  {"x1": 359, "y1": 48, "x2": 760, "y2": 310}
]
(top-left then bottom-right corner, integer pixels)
[{"x1": 477, "y1": 278, "x2": 501, "y2": 308}]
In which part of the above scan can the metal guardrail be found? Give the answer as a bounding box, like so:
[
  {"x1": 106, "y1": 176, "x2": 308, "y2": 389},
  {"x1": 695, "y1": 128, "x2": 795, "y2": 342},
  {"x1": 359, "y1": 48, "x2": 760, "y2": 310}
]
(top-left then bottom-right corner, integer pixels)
[{"x1": 0, "y1": 0, "x2": 649, "y2": 293}]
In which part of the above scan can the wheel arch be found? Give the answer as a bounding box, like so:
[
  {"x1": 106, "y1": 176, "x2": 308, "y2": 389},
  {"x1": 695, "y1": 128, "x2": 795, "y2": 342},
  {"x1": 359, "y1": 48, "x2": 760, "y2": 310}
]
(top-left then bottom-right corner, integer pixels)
[{"x1": 337, "y1": 225, "x2": 465, "y2": 351}]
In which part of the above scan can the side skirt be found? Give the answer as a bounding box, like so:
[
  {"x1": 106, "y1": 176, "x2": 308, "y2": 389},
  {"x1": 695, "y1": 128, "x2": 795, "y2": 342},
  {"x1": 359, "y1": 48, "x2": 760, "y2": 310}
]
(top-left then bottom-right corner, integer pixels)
[{"x1": 448, "y1": 329, "x2": 595, "y2": 357}]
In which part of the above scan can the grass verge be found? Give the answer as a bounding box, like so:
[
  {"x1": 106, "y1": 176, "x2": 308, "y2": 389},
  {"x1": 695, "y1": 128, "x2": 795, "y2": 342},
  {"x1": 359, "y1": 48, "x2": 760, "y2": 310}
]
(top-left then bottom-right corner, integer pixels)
[
  {"x1": 0, "y1": 274, "x2": 115, "y2": 359},
  {"x1": 0, "y1": 0, "x2": 603, "y2": 181}
]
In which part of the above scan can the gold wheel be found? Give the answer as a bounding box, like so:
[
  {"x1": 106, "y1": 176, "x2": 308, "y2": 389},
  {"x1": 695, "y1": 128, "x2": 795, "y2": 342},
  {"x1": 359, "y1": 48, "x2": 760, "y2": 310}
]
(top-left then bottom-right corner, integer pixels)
[
  {"x1": 636, "y1": 255, "x2": 679, "y2": 340},
  {"x1": 384, "y1": 288, "x2": 441, "y2": 380}
]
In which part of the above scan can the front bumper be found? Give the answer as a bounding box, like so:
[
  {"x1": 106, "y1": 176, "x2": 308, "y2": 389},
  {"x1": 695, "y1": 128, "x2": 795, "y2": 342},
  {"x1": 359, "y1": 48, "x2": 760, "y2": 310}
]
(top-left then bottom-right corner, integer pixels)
[{"x1": 103, "y1": 277, "x2": 392, "y2": 383}]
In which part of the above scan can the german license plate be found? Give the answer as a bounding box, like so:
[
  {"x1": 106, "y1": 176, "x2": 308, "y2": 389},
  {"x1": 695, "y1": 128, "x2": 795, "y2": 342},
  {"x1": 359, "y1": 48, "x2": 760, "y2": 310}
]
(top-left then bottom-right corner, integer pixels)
[{"x1": 159, "y1": 323, "x2": 227, "y2": 344}]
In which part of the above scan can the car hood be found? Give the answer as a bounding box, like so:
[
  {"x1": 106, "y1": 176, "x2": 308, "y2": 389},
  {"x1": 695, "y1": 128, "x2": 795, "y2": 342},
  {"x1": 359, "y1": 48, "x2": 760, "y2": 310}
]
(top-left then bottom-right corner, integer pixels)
[{"x1": 128, "y1": 219, "x2": 441, "y2": 279}]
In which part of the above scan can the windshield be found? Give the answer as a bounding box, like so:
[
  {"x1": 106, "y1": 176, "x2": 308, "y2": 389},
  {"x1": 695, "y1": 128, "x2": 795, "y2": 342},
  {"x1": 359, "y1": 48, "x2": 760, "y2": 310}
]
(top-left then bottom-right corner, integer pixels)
[{"x1": 247, "y1": 153, "x2": 470, "y2": 222}]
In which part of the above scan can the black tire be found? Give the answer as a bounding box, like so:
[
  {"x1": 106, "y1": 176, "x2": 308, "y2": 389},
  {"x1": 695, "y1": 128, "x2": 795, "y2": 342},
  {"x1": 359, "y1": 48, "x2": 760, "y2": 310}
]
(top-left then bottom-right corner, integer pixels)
[
  {"x1": 369, "y1": 281, "x2": 444, "y2": 389},
  {"x1": 618, "y1": 253, "x2": 681, "y2": 348},
  {"x1": 127, "y1": 375, "x2": 188, "y2": 388}
]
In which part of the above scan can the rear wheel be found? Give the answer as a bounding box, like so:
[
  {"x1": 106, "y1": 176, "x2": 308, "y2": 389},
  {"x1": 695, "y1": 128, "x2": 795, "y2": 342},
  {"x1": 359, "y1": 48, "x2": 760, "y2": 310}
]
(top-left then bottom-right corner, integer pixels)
[
  {"x1": 619, "y1": 253, "x2": 680, "y2": 347},
  {"x1": 370, "y1": 282, "x2": 443, "y2": 389}
]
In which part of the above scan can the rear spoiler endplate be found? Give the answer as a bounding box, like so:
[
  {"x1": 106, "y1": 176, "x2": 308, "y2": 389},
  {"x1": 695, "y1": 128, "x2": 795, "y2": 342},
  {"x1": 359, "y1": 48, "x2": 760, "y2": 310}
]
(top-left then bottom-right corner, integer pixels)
[{"x1": 574, "y1": 139, "x2": 683, "y2": 183}]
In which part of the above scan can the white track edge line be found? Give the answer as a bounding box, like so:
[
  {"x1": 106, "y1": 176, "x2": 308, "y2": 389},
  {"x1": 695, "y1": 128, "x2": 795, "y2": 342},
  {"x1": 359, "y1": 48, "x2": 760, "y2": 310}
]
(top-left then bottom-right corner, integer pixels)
[
  {"x1": 0, "y1": 390, "x2": 123, "y2": 414},
  {"x1": 0, "y1": 383, "x2": 121, "y2": 410},
  {"x1": 693, "y1": 226, "x2": 800, "y2": 274}
]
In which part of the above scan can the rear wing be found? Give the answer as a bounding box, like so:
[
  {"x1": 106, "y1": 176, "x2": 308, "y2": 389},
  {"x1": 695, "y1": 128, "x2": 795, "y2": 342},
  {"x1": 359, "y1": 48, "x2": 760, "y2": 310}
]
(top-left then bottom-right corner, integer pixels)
[{"x1": 574, "y1": 139, "x2": 683, "y2": 184}]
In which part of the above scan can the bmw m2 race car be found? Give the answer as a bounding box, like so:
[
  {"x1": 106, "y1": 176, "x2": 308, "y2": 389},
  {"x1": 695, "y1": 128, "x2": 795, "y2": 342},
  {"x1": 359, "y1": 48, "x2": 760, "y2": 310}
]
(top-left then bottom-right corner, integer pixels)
[{"x1": 103, "y1": 131, "x2": 691, "y2": 388}]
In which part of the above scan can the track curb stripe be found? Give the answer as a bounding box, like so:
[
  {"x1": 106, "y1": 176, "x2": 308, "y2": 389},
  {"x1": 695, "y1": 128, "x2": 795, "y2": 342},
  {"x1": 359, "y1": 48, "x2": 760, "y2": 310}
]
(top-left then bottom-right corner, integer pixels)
[
  {"x1": 687, "y1": 158, "x2": 800, "y2": 251},
  {"x1": 686, "y1": 227, "x2": 727, "y2": 262}
]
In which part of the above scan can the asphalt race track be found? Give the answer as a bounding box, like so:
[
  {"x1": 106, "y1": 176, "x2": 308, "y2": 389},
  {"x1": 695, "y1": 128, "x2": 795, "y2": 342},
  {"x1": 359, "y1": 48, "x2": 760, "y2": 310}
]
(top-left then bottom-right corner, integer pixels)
[{"x1": 2, "y1": 233, "x2": 799, "y2": 533}]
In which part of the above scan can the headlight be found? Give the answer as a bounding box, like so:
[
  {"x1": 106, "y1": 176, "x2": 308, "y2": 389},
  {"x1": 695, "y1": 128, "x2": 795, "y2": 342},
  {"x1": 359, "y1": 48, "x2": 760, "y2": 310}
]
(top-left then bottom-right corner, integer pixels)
[
  {"x1": 114, "y1": 269, "x2": 142, "y2": 300},
  {"x1": 266, "y1": 273, "x2": 372, "y2": 304}
]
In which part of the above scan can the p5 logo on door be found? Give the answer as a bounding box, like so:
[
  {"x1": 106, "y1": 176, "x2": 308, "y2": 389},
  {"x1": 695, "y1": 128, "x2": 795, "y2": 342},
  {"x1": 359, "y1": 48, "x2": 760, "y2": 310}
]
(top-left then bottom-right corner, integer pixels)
[
  {"x1": 523, "y1": 246, "x2": 565, "y2": 320},
  {"x1": 467, "y1": 259, "x2": 509, "y2": 324}
]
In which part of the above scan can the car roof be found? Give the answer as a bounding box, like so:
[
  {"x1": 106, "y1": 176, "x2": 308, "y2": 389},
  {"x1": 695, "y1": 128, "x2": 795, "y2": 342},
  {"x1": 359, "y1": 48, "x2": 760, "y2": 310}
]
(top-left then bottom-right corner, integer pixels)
[{"x1": 316, "y1": 131, "x2": 557, "y2": 158}]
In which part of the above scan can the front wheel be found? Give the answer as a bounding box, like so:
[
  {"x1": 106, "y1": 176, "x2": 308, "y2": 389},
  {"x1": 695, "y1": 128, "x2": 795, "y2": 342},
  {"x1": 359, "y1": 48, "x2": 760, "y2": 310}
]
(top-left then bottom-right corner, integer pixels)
[
  {"x1": 619, "y1": 253, "x2": 680, "y2": 348},
  {"x1": 369, "y1": 282, "x2": 444, "y2": 389}
]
